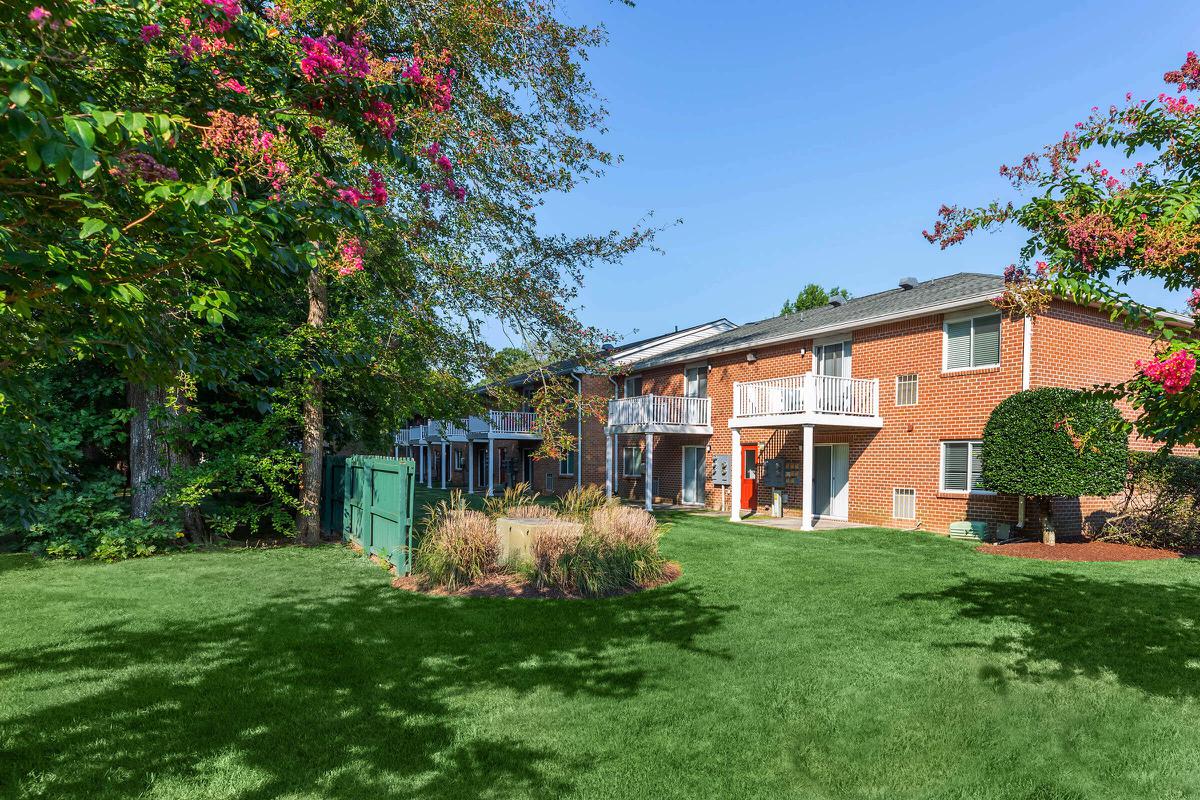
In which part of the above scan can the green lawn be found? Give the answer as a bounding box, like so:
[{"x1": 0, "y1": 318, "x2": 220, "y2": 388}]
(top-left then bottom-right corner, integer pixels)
[{"x1": 3, "y1": 492, "x2": 1200, "y2": 799}]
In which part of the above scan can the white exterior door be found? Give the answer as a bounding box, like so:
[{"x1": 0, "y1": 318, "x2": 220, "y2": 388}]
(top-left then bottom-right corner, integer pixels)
[
  {"x1": 812, "y1": 443, "x2": 849, "y2": 519},
  {"x1": 682, "y1": 446, "x2": 705, "y2": 505}
]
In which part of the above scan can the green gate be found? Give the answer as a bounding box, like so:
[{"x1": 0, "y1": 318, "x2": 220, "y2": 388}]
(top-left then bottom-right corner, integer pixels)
[{"x1": 327, "y1": 455, "x2": 416, "y2": 574}]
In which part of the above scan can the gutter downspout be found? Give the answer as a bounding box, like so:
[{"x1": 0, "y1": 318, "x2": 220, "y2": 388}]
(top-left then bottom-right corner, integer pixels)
[
  {"x1": 1018, "y1": 315, "x2": 1033, "y2": 529},
  {"x1": 572, "y1": 370, "x2": 584, "y2": 490},
  {"x1": 609, "y1": 375, "x2": 620, "y2": 494}
]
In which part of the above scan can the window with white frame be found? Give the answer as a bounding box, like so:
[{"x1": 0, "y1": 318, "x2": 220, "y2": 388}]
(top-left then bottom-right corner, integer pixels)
[
  {"x1": 684, "y1": 365, "x2": 708, "y2": 398},
  {"x1": 622, "y1": 445, "x2": 644, "y2": 477},
  {"x1": 941, "y1": 441, "x2": 984, "y2": 492},
  {"x1": 944, "y1": 312, "x2": 1001, "y2": 370},
  {"x1": 624, "y1": 375, "x2": 643, "y2": 398},
  {"x1": 893, "y1": 488, "x2": 917, "y2": 520},
  {"x1": 453, "y1": 449, "x2": 464, "y2": 471},
  {"x1": 559, "y1": 449, "x2": 576, "y2": 476},
  {"x1": 545, "y1": 472, "x2": 555, "y2": 492},
  {"x1": 896, "y1": 373, "x2": 919, "y2": 406}
]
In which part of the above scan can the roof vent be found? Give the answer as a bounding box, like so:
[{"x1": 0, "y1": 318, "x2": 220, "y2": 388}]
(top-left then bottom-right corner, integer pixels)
[
  {"x1": 898, "y1": 276, "x2": 919, "y2": 291},
  {"x1": 829, "y1": 297, "x2": 845, "y2": 307}
]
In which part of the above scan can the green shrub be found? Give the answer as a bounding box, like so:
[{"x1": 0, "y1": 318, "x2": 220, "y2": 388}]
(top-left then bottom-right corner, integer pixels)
[
  {"x1": 1096, "y1": 452, "x2": 1200, "y2": 551},
  {"x1": 981, "y1": 388, "x2": 1128, "y2": 497},
  {"x1": 413, "y1": 510, "x2": 498, "y2": 589},
  {"x1": 90, "y1": 519, "x2": 183, "y2": 562}
]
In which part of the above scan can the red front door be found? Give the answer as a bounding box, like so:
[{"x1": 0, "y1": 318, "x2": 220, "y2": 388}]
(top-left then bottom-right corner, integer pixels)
[{"x1": 741, "y1": 444, "x2": 758, "y2": 511}]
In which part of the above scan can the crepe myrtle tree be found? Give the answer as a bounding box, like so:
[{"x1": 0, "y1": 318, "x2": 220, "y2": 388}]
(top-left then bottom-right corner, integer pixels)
[
  {"x1": 925, "y1": 51, "x2": 1200, "y2": 446},
  {"x1": 980, "y1": 388, "x2": 1128, "y2": 545},
  {"x1": 0, "y1": 0, "x2": 464, "y2": 541}
]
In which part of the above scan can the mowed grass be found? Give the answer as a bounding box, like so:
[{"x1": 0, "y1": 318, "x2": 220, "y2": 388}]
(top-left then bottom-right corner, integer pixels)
[{"x1": 3, "y1": 491, "x2": 1200, "y2": 799}]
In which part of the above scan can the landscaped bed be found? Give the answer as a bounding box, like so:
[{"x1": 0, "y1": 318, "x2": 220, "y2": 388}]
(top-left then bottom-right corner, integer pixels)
[
  {"x1": 4, "y1": 490, "x2": 1200, "y2": 799},
  {"x1": 977, "y1": 540, "x2": 1183, "y2": 561},
  {"x1": 401, "y1": 484, "x2": 680, "y2": 598}
]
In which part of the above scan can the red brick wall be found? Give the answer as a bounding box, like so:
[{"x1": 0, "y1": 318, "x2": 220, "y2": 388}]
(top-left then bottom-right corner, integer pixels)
[{"x1": 609, "y1": 299, "x2": 1178, "y2": 538}]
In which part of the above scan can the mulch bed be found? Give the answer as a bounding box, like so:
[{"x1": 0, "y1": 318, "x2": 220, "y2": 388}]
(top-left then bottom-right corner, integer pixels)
[
  {"x1": 976, "y1": 540, "x2": 1182, "y2": 562},
  {"x1": 392, "y1": 561, "x2": 683, "y2": 599}
]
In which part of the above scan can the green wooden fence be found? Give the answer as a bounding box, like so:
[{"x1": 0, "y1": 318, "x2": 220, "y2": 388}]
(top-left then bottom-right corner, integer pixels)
[{"x1": 322, "y1": 455, "x2": 416, "y2": 574}]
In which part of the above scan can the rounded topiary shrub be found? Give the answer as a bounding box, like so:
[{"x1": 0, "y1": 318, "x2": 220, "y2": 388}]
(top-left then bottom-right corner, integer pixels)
[{"x1": 980, "y1": 387, "x2": 1128, "y2": 498}]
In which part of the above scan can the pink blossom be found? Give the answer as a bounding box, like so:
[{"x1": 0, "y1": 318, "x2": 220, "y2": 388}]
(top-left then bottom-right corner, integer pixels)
[
  {"x1": 336, "y1": 186, "x2": 369, "y2": 206},
  {"x1": 1188, "y1": 288, "x2": 1200, "y2": 316},
  {"x1": 368, "y1": 169, "x2": 387, "y2": 206},
  {"x1": 335, "y1": 237, "x2": 365, "y2": 276},
  {"x1": 1137, "y1": 350, "x2": 1197, "y2": 394},
  {"x1": 140, "y1": 24, "x2": 162, "y2": 43},
  {"x1": 309, "y1": 125, "x2": 326, "y2": 140},
  {"x1": 219, "y1": 78, "x2": 249, "y2": 94},
  {"x1": 436, "y1": 155, "x2": 453, "y2": 172},
  {"x1": 299, "y1": 34, "x2": 371, "y2": 82},
  {"x1": 362, "y1": 99, "x2": 396, "y2": 138},
  {"x1": 28, "y1": 6, "x2": 49, "y2": 25}
]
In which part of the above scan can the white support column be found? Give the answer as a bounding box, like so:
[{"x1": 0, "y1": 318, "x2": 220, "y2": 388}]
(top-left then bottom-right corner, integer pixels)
[
  {"x1": 440, "y1": 443, "x2": 448, "y2": 490},
  {"x1": 605, "y1": 433, "x2": 613, "y2": 498},
  {"x1": 729, "y1": 427, "x2": 742, "y2": 522},
  {"x1": 487, "y1": 438, "x2": 495, "y2": 497},
  {"x1": 467, "y1": 443, "x2": 475, "y2": 494},
  {"x1": 644, "y1": 432, "x2": 654, "y2": 512},
  {"x1": 801, "y1": 424, "x2": 814, "y2": 531},
  {"x1": 426, "y1": 446, "x2": 432, "y2": 489}
]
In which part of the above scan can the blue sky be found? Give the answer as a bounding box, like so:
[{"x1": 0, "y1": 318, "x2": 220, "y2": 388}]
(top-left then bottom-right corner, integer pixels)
[{"x1": 519, "y1": 0, "x2": 1197, "y2": 346}]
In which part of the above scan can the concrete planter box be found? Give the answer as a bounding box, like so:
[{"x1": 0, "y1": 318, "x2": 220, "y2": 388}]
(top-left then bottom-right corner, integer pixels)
[{"x1": 496, "y1": 517, "x2": 583, "y2": 562}]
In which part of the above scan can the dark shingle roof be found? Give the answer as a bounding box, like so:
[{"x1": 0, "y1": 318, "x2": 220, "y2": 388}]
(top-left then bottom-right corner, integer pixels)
[{"x1": 631, "y1": 273, "x2": 1004, "y2": 370}]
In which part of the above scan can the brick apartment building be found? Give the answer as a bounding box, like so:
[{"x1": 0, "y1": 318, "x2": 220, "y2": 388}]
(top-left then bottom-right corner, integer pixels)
[
  {"x1": 406, "y1": 272, "x2": 1184, "y2": 539},
  {"x1": 401, "y1": 318, "x2": 735, "y2": 498},
  {"x1": 604, "y1": 272, "x2": 1186, "y2": 538}
]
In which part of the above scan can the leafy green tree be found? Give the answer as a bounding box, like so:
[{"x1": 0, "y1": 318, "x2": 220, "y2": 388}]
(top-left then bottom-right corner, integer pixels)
[
  {"x1": 780, "y1": 284, "x2": 851, "y2": 315},
  {"x1": 1, "y1": 0, "x2": 655, "y2": 547},
  {"x1": 926, "y1": 51, "x2": 1200, "y2": 446},
  {"x1": 981, "y1": 388, "x2": 1128, "y2": 544}
]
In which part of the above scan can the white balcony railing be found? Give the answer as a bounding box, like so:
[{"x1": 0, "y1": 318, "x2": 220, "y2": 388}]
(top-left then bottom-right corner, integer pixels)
[
  {"x1": 607, "y1": 394, "x2": 711, "y2": 430},
  {"x1": 734, "y1": 373, "x2": 879, "y2": 419},
  {"x1": 466, "y1": 410, "x2": 540, "y2": 438},
  {"x1": 409, "y1": 424, "x2": 426, "y2": 443},
  {"x1": 489, "y1": 410, "x2": 537, "y2": 436},
  {"x1": 441, "y1": 419, "x2": 468, "y2": 440}
]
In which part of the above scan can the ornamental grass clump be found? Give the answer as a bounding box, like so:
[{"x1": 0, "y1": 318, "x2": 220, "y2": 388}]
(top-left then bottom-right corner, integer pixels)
[
  {"x1": 556, "y1": 484, "x2": 610, "y2": 522},
  {"x1": 522, "y1": 505, "x2": 667, "y2": 597},
  {"x1": 412, "y1": 510, "x2": 498, "y2": 590},
  {"x1": 482, "y1": 482, "x2": 541, "y2": 518}
]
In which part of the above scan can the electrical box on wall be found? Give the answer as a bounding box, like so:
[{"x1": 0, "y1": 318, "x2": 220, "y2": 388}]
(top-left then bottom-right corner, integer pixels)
[
  {"x1": 762, "y1": 458, "x2": 786, "y2": 488},
  {"x1": 711, "y1": 455, "x2": 731, "y2": 486}
]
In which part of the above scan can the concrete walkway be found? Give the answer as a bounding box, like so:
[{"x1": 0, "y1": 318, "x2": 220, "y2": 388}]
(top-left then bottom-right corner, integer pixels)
[{"x1": 691, "y1": 510, "x2": 873, "y2": 532}]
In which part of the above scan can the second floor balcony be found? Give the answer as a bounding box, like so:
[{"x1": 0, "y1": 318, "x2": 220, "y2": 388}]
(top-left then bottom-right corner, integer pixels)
[
  {"x1": 732, "y1": 373, "x2": 882, "y2": 429},
  {"x1": 467, "y1": 410, "x2": 541, "y2": 440},
  {"x1": 606, "y1": 394, "x2": 712, "y2": 435},
  {"x1": 426, "y1": 419, "x2": 469, "y2": 442}
]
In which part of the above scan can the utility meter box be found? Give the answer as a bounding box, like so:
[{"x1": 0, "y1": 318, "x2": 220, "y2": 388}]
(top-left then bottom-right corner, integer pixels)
[
  {"x1": 711, "y1": 455, "x2": 731, "y2": 486},
  {"x1": 762, "y1": 458, "x2": 786, "y2": 488}
]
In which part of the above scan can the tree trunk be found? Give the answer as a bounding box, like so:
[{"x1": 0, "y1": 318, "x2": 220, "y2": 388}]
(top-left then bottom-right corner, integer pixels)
[
  {"x1": 167, "y1": 385, "x2": 210, "y2": 543},
  {"x1": 297, "y1": 268, "x2": 327, "y2": 546},
  {"x1": 1040, "y1": 497, "x2": 1056, "y2": 546},
  {"x1": 128, "y1": 383, "x2": 170, "y2": 519}
]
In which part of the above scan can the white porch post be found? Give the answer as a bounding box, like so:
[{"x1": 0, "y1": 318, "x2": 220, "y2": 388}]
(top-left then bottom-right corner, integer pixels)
[
  {"x1": 729, "y1": 427, "x2": 742, "y2": 522},
  {"x1": 644, "y1": 433, "x2": 654, "y2": 512},
  {"x1": 426, "y1": 446, "x2": 432, "y2": 489},
  {"x1": 467, "y1": 443, "x2": 475, "y2": 494},
  {"x1": 487, "y1": 438, "x2": 495, "y2": 497},
  {"x1": 605, "y1": 433, "x2": 613, "y2": 498},
  {"x1": 440, "y1": 442, "x2": 448, "y2": 490},
  {"x1": 801, "y1": 424, "x2": 814, "y2": 531}
]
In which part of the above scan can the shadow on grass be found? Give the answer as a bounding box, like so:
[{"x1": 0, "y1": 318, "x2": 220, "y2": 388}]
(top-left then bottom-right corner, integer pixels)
[
  {"x1": 0, "y1": 574, "x2": 732, "y2": 799},
  {"x1": 902, "y1": 571, "x2": 1200, "y2": 698},
  {"x1": 0, "y1": 553, "x2": 40, "y2": 574}
]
